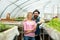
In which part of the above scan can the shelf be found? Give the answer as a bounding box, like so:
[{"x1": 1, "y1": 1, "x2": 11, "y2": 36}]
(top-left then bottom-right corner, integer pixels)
[
  {"x1": 0, "y1": 26, "x2": 19, "y2": 40},
  {"x1": 43, "y1": 24, "x2": 60, "y2": 40}
]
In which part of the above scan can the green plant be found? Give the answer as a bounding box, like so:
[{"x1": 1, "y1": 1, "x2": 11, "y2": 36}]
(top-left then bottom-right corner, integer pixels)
[
  {"x1": 15, "y1": 17, "x2": 25, "y2": 21},
  {"x1": 0, "y1": 22, "x2": 14, "y2": 32},
  {"x1": 46, "y1": 18, "x2": 60, "y2": 32}
]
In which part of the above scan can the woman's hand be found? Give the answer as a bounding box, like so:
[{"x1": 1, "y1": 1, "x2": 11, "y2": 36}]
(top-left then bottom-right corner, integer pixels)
[{"x1": 24, "y1": 30, "x2": 32, "y2": 34}]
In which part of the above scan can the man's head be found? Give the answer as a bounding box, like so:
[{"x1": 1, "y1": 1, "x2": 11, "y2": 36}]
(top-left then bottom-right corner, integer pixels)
[{"x1": 33, "y1": 9, "x2": 40, "y2": 19}]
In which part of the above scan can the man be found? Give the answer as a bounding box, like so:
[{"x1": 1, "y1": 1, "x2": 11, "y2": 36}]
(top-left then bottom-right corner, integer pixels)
[{"x1": 32, "y1": 9, "x2": 44, "y2": 40}]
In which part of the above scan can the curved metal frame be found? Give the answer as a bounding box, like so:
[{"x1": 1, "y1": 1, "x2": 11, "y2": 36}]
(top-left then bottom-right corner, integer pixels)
[
  {"x1": 13, "y1": 0, "x2": 39, "y2": 17},
  {"x1": 0, "y1": 0, "x2": 19, "y2": 18}
]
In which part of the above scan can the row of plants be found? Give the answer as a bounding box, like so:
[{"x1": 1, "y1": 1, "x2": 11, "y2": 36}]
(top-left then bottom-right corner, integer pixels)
[
  {"x1": 15, "y1": 17, "x2": 25, "y2": 21},
  {"x1": 0, "y1": 22, "x2": 14, "y2": 32},
  {"x1": 46, "y1": 18, "x2": 60, "y2": 32}
]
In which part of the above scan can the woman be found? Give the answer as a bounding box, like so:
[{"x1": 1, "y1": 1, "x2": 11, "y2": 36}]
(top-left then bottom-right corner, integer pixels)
[{"x1": 23, "y1": 12, "x2": 36, "y2": 40}]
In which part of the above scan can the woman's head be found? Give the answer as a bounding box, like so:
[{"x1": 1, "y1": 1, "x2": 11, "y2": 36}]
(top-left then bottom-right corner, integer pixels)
[{"x1": 27, "y1": 12, "x2": 33, "y2": 20}]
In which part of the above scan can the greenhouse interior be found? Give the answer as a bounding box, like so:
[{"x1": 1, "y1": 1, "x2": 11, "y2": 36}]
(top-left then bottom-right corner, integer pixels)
[{"x1": 0, "y1": 0, "x2": 60, "y2": 40}]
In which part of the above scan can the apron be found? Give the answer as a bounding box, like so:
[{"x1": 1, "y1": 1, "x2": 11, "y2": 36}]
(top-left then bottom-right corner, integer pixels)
[{"x1": 32, "y1": 17, "x2": 40, "y2": 35}]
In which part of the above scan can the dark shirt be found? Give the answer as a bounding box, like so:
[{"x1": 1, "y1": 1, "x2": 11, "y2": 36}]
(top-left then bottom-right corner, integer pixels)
[{"x1": 32, "y1": 16, "x2": 40, "y2": 35}]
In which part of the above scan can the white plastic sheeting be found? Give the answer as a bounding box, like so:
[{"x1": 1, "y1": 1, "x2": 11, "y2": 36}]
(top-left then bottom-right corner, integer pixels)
[
  {"x1": 0, "y1": 0, "x2": 60, "y2": 18},
  {"x1": 0, "y1": 26, "x2": 19, "y2": 40},
  {"x1": 43, "y1": 25, "x2": 60, "y2": 40}
]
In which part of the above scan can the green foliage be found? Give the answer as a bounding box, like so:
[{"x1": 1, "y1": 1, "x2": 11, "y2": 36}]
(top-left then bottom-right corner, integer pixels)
[
  {"x1": 0, "y1": 22, "x2": 14, "y2": 32},
  {"x1": 15, "y1": 17, "x2": 25, "y2": 21},
  {"x1": 46, "y1": 18, "x2": 60, "y2": 32}
]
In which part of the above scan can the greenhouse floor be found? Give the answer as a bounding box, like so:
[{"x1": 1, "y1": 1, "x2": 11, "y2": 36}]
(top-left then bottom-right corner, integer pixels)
[{"x1": 17, "y1": 27, "x2": 53, "y2": 40}]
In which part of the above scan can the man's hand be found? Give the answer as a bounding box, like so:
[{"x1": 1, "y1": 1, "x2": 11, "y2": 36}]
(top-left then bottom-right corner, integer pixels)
[
  {"x1": 37, "y1": 18, "x2": 45, "y2": 25},
  {"x1": 37, "y1": 22, "x2": 42, "y2": 25}
]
